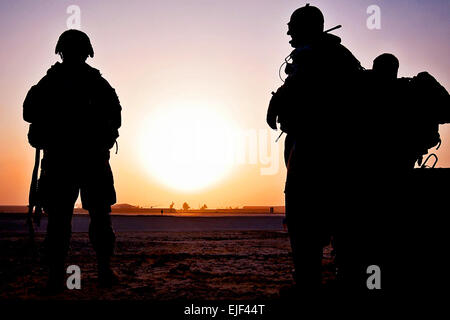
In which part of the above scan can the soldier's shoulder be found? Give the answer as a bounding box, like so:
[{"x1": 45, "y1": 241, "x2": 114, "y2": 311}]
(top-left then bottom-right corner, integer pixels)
[
  {"x1": 414, "y1": 71, "x2": 434, "y2": 81},
  {"x1": 397, "y1": 77, "x2": 412, "y2": 84},
  {"x1": 34, "y1": 62, "x2": 63, "y2": 86},
  {"x1": 85, "y1": 64, "x2": 103, "y2": 81},
  {"x1": 337, "y1": 45, "x2": 361, "y2": 70},
  {"x1": 46, "y1": 62, "x2": 63, "y2": 75},
  {"x1": 322, "y1": 34, "x2": 361, "y2": 70},
  {"x1": 86, "y1": 64, "x2": 115, "y2": 89},
  {"x1": 412, "y1": 72, "x2": 446, "y2": 90},
  {"x1": 85, "y1": 65, "x2": 120, "y2": 103},
  {"x1": 411, "y1": 71, "x2": 448, "y2": 96}
]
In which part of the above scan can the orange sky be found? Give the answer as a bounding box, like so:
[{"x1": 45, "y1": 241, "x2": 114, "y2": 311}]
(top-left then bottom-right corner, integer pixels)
[{"x1": 0, "y1": 0, "x2": 449, "y2": 208}]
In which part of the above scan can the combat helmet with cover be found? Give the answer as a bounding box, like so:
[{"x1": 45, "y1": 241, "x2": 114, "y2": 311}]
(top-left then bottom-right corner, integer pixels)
[
  {"x1": 287, "y1": 4, "x2": 324, "y2": 41},
  {"x1": 55, "y1": 29, "x2": 94, "y2": 61}
]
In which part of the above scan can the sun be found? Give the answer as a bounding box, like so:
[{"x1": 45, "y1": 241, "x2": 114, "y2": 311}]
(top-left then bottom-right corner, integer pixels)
[{"x1": 139, "y1": 101, "x2": 238, "y2": 192}]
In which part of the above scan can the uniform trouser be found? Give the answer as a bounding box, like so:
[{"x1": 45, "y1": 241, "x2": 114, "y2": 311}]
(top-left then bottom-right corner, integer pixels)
[
  {"x1": 42, "y1": 152, "x2": 116, "y2": 270},
  {"x1": 334, "y1": 172, "x2": 399, "y2": 294},
  {"x1": 284, "y1": 135, "x2": 324, "y2": 291},
  {"x1": 284, "y1": 177, "x2": 329, "y2": 291},
  {"x1": 46, "y1": 205, "x2": 115, "y2": 268},
  {"x1": 285, "y1": 166, "x2": 446, "y2": 294},
  {"x1": 333, "y1": 216, "x2": 384, "y2": 293},
  {"x1": 284, "y1": 168, "x2": 373, "y2": 293}
]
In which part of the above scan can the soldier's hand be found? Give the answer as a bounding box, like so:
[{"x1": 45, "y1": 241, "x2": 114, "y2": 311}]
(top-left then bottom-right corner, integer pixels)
[
  {"x1": 267, "y1": 92, "x2": 279, "y2": 130},
  {"x1": 267, "y1": 114, "x2": 278, "y2": 130}
]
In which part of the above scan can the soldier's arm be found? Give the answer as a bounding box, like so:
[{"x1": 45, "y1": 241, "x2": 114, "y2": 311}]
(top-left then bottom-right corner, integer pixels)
[
  {"x1": 98, "y1": 76, "x2": 122, "y2": 129},
  {"x1": 97, "y1": 76, "x2": 122, "y2": 149},
  {"x1": 23, "y1": 77, "x2": 51, "y2": 148},
  {"x1": 267, "y1": 91, "x2": 280, "y2": 130},
  {"x1": 23, "y1": 86, "x2": 37, "y2": 123},
  {"x1": 23, "y1": 76, "x2": 49, "y2": 123},
  {"x1": 107, "y1": 86, "x2": 122, "y2": 130},
  {"x1": 23, "y1": 86, "x2": 42, "y2": 123},
  {"x1": 267, "y1": 84, "x2": 294, "y2": 130},
  {"x1": 111, "y1": 89, "x2": 122, "y2": 130}
]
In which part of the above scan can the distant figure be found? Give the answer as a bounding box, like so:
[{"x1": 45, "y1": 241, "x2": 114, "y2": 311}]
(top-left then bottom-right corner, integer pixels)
[
  {"x1": 23, "y1": 30, "x2": 122, "y2": 292},
  {"x1": 267, "y1": 4, "x2": 361, "y2": 293}
]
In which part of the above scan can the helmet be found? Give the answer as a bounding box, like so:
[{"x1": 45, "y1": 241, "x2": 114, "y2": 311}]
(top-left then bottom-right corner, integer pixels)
[
  {"x1": 373, "y1": 53, "x2": 399, "y2": 80},
  {"x1": 288, "y1": 4, "x2": 324, "y2": 35},
  {"x1": 55, "y1": 29, "x2": 94, "y2": 58}
]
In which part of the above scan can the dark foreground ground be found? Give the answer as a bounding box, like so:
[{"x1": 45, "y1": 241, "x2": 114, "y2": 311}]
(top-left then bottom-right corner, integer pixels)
[{"x1": 0, "y1": 230, "x2": 335, "y2": 301}]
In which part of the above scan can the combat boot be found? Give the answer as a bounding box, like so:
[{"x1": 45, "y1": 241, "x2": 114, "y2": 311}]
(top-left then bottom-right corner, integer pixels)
[
  {"x1": 97, "y1": 257, "x2": 119, "y2": 288},
  {"x1": 45, "y1": 261, "x2": 65, "y2": 294}
]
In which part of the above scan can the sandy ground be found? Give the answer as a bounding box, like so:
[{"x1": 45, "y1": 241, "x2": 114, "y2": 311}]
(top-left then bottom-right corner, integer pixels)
[{"x1": 0, "y1": 230, "x2": 335, "y2": 301}]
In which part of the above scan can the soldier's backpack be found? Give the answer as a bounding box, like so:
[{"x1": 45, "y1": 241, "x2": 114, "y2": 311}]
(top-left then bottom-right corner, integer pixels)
[{"x1": 408, "y1": 72, "x2": 450, "y2": 160}]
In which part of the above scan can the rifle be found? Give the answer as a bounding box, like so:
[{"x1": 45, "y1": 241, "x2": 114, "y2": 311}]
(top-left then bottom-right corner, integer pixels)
[{"x1": 27, "y1": 148, "x2": 42, "y2": 241}]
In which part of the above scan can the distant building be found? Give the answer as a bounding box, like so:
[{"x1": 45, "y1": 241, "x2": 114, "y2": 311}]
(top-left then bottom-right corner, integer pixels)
[
  {"x1": 111, "y1": 203, "x2": 176, "y2": 214},
  {"x1": 242, "y1": 206, "x2": 285, "y2": 214}
]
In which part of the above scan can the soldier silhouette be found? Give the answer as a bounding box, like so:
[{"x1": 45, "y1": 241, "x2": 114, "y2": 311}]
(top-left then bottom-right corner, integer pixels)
[
  {"x1": 355, "y1": 53, "x2": 450, "y2": 293},
  {"x1": 360, "y1": 53, "x2": 449, "y2": 172},
  {"x1": 347, "y1": 54, "x2": 404, "y2": 293},
  {"x1": 267, "y1": 4, "x2": 362, "y2": 294},
  {"x1": 23, "y1": 29, "x2": 122, "y2": 292},
  {"x1": 356, "y1": 54, "x2": 403, "y2": 172}
]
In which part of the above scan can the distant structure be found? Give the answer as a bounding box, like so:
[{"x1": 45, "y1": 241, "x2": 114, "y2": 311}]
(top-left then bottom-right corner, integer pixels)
[
  {"x1": 111, "y1": 203, "x2": 176, "y2": 214},
  {"x1": 182, "y1": 202, "x2": 190, "y2": 212},
  {"x1": 242, "y1": 206, "x2": 285, "y2": 214}
]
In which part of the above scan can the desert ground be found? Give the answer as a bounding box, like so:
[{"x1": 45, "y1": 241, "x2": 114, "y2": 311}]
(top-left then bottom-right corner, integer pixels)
[{"x1": 0, "y1": 214, "x2": 335, "y2": 301}]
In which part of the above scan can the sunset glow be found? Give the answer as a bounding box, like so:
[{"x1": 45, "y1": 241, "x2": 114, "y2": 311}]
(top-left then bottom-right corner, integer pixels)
[{"x1": 139, "y1": 101, "x2": 238, "y2": 191}]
